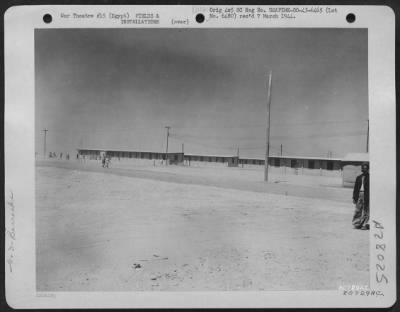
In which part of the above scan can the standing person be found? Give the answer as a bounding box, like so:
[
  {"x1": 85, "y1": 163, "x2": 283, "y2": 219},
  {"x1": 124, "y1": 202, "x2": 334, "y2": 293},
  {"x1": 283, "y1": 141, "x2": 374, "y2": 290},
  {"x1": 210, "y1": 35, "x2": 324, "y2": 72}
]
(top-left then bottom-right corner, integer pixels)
[
  {"x1": 352, "y1": 163, "x2": 369, "y2": 230},
  {"x1": 102, "y1": 154, "x2": 106, "y2": 168}
]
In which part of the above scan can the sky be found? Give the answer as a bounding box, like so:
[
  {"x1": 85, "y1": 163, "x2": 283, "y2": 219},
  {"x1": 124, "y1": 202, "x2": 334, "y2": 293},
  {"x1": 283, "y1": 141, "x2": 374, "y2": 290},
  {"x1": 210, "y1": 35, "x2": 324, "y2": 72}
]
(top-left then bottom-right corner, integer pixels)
[{"x1": 35, "y1": 28, "x2": 368, "y2": 159}]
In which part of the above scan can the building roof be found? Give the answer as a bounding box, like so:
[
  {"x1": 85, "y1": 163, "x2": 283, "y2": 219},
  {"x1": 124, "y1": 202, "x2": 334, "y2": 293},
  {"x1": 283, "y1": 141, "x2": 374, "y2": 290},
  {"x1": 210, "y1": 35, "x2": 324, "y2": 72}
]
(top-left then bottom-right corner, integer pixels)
[
  {"x1": 238, "y1": 155, "x2": 342, "y2": 161},
  {"x1": 77, "y1": 147, "x2": 353, "y2": 162},
  {"x1": 77, "y1": 148, "x2": 182, "y2": 154},
  {"x1": 270, "y1": 155, "x2": 342, "y2": 161},
  {"x1": 184, "y1": 153, "x2": 237, "y2": 158},
  {"x1": 342, "y1": 153, "x2": 369, "y2": 162}
]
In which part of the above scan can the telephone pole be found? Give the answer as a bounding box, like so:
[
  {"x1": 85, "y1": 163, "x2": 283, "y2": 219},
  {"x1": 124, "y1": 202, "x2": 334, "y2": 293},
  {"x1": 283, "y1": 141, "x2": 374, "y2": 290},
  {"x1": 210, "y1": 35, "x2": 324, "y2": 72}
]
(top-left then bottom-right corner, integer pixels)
[
  {"x1": 264, "y1": 71, "x2": 272, "y2": 182},
  {"x1": 165, "y1": 126, "x2": 170, "y2": 166},
  {"x1": 366, "y1": 119, "x2": 369, "y2": 153},
  {"x1": 43, "y1": 128, "x2": 48, "y2": 157}
]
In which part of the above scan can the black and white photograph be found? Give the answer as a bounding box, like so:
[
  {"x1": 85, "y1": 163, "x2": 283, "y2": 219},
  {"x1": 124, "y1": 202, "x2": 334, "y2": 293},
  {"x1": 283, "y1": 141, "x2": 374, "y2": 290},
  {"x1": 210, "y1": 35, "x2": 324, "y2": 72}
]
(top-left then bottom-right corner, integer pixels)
[
  {"x1": 35, "y1": 27, "x2": 370, "y2": 291},
  {"x1": 4, "y1": 4, "x2": 396, "y2": 309}
]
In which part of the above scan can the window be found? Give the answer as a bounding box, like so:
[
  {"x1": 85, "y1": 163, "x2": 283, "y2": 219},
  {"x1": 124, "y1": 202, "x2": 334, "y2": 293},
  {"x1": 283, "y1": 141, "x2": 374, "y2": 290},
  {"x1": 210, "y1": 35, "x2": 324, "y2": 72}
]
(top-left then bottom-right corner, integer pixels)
[
  {"x1": 308, "y1": 160, "x2": 314, "y2": 169},
  {"x1": 275, "y1": 158, "x2": 280, "y2": 167},
  {"x1": 327, "y1": 161, "x2": 333, "y2": 171},
  {"x1": 291, "y1": 159, "x2": 297, "y2": 168}
]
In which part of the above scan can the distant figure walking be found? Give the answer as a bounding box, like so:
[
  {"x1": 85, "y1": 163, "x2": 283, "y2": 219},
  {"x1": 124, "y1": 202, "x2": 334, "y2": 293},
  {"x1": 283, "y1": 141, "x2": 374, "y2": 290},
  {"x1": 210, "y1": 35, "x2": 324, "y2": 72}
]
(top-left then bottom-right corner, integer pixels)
[
  {"x1": 106, "y1": 156, "x2": 111, "y2": 168},
  {"x1": 352, "y1": 163, "x2": 369, "y2": 230},
  {"x1": 101, "y1": 154, "x2": 110, "y2": 168}
]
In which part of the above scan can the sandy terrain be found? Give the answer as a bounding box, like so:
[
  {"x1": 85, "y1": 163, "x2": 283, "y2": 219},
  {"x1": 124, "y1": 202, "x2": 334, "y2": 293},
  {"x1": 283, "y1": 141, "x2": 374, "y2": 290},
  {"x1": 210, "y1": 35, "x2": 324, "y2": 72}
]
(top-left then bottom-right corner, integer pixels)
[
  {"x1": 36, "y1": 160, "x2": 368, "y2": 291},
  {"x1": 37, "y1": 159, "x2": 351, "y2": 202}
]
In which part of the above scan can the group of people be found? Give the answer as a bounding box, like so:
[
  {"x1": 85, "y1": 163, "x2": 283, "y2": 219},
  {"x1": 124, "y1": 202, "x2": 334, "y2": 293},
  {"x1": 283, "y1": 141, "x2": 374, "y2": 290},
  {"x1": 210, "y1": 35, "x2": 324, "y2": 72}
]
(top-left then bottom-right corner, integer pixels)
[{"x1": 352, "y1": 163, "x2": 369, "y2": 230}]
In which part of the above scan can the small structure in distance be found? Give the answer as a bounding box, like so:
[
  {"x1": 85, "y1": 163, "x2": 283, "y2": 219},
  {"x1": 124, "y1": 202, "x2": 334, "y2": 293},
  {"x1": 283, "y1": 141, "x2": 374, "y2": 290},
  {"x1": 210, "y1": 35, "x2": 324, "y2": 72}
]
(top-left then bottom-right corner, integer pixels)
[{"x1": 341, "y1": 153, "x2": 369, "y2": 187}]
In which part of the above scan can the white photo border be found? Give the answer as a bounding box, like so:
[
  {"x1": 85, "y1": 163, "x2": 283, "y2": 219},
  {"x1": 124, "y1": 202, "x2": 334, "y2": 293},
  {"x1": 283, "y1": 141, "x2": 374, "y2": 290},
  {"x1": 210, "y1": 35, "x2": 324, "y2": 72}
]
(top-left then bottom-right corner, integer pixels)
[{"x1": 4, "y1": 5, "x2": 396, "y2": 308}]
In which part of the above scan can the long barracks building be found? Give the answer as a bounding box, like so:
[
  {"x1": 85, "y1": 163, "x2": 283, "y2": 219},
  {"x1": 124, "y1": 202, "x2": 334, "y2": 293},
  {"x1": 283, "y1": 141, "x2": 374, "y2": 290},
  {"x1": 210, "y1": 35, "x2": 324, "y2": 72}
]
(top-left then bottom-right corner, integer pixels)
[{"x1": 77, "y1": 148, "x2": 344, "y2": 171}]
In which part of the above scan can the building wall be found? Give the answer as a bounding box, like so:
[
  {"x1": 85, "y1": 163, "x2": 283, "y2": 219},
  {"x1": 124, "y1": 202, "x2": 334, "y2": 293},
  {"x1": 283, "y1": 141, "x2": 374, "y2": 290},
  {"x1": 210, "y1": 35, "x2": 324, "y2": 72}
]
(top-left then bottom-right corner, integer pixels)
[
  {"x1": 341, "y1": 161, "x2": 369, "y2": 187},
  {"x1": 77, "y1": 149, "x2": 342, "y2": 171}
]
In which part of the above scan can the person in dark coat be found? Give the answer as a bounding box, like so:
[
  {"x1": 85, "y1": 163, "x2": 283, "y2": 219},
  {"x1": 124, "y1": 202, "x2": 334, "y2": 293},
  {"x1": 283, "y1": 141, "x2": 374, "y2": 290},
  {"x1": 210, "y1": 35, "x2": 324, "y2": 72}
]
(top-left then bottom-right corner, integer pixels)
[
  {"x1": 352, "y1": 163, "x2": 369, "y2": 230},
  {"x1": 102, "y1": 154, "x2": 106, "y2": 168}
]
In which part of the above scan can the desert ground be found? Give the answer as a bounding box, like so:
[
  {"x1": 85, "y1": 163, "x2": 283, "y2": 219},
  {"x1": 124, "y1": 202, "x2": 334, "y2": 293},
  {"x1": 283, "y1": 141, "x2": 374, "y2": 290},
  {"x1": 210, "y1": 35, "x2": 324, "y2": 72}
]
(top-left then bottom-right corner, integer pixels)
[{"x1": 36, "y1": 158, "x2": 369, "y2": 291}]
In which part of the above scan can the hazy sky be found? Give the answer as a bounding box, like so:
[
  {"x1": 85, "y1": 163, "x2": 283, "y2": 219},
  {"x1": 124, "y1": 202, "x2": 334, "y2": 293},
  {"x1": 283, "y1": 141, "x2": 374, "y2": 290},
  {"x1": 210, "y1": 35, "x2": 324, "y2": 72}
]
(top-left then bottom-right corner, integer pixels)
[{"x1": 35, "y1": 28, "x2": 368, "y2": 158}]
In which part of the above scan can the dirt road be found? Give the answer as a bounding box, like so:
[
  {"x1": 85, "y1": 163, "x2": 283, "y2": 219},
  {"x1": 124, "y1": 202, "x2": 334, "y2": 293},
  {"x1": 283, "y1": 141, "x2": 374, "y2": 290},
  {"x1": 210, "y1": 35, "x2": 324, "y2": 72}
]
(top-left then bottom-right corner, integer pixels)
[
  {"x1": 36, "y1": 159, "x2": 351, "y2": 202},
  {"x1": 36, "y1": 163, "x2": 368, "y2": 291}
]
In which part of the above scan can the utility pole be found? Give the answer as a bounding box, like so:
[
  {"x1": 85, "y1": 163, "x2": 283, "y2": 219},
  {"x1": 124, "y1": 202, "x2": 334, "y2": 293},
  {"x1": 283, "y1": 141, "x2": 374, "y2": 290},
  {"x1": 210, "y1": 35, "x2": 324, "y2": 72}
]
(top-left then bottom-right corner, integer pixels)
[
  {"x1": 366, "y1": 119, "x2": 369, "y2": 153},
  {"x1": 182, "y1": 143, "x2": 184, "y2": 154},
  {"x1": 280, "y1": 144, "x2": 283, "y2": 157},
  {"x1": 165, "y1": 126, "x2": 170, "y2": 166},
  {"x1": 264, "y1": 70, "x2": 272, "y2": 182},
  {"x1": 43, "y1": 128, "x2": 48, "y2": 157}
]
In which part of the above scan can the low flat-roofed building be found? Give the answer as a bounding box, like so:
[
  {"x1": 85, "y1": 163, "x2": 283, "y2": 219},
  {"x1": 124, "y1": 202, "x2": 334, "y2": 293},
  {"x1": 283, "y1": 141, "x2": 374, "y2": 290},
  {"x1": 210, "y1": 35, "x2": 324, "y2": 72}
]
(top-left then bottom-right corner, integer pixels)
[
  {"x1": 341, "y1": 153, "x2": 369, "y2": 187},
  {"x1": 77, "y1": 148, "x2": 184, "y2": 164},
  {"x1": 77, "y1": 148, "x2": 368, "y2": 187}
]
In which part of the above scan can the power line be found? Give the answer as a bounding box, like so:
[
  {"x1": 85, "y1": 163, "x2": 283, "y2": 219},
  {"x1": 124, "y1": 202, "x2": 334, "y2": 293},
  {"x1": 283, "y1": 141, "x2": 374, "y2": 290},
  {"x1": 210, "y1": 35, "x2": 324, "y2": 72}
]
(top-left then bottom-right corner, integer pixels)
[
  {"x1": 170, "y1": 131, "x2": 365, "y2": 154},
  {"x1": 148, "y1": 119, "x2": 369, "y2": 130},
  {"x1": 271, "y1": 131, "x2": 366, "y2": 140},
  {"x1": 172, "y1": 137, "x2": 234, "y2": 151},
  {"x1": 170, "y1": 132, "x2": 266, "y2": 140},
  {"x1": 172, "y1": 129, "x2": 366, "y2": 141},
  {"x1": 270, "y1": 119, "x2": 368, "y2": 127}
]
